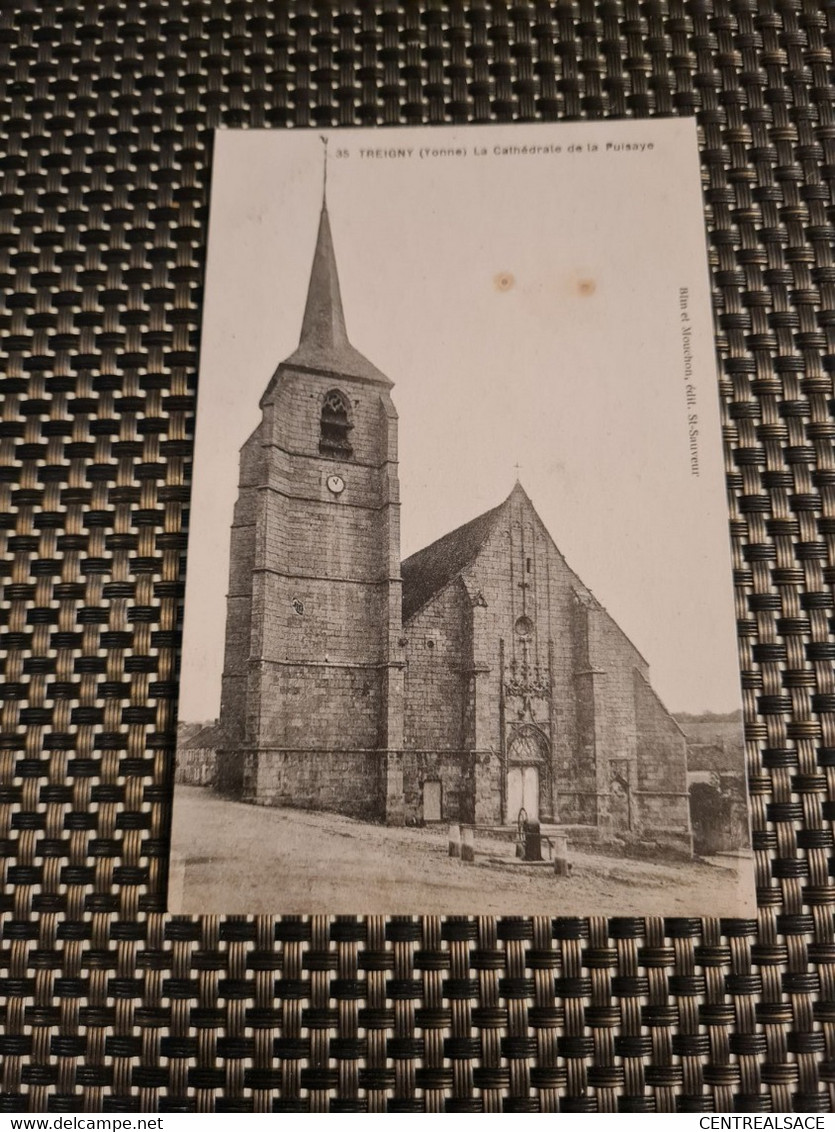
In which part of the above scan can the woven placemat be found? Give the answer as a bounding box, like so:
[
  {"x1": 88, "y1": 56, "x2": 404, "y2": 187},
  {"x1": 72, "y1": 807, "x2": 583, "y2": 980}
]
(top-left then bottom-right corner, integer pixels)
[{"x1": 0, "y1": 0, "x2": 833, "y2": 1113}]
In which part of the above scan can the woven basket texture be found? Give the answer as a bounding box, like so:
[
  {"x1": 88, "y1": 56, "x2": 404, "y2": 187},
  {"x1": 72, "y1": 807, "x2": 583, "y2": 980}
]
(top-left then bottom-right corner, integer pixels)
[{"x1": 1, "y1": 0, "x2": 834, "y2": 1113}]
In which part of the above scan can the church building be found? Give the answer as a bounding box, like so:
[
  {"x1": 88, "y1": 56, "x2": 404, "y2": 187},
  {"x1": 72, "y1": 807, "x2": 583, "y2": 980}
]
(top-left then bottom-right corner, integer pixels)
[{"x1": 214, "y1": 195, "x2": 692, "y2": 856}]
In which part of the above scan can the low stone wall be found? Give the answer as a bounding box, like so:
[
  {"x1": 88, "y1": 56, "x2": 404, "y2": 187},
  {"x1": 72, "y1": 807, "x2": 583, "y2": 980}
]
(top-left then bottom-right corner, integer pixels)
[{"x1": 689, "y1": 778, "x2": 750, "y2": 855}]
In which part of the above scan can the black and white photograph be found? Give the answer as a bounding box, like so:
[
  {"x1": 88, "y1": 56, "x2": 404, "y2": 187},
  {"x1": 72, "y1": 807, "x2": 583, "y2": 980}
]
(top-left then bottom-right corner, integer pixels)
[{"x1": 169, "y1": 121, "x2": 755, "y2": 915}]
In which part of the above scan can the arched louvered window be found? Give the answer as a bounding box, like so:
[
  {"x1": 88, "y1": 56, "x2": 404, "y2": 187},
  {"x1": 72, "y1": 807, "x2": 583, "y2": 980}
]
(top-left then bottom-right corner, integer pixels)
[{"x1": 319, "y1": 389, "x2": 353, "y2": 458}]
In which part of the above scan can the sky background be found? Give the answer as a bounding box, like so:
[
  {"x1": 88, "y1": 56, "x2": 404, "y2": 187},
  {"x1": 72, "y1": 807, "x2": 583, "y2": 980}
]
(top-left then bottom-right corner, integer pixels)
[{"x1": 179, "y1": 120, "x2": 742, "y2": 720}]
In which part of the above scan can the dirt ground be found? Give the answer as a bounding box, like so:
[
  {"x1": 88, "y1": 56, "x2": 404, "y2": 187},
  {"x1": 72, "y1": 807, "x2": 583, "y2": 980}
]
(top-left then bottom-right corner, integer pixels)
[{"x1": 168, "y1": 785, "x2": 757, "y2": 917}]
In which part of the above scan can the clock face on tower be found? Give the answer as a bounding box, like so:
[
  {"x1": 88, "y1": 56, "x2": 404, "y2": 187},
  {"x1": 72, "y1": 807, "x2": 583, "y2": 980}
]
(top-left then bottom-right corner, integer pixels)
[{"x1": 326, "y1": 474, "x2": 345, "y2": 495}]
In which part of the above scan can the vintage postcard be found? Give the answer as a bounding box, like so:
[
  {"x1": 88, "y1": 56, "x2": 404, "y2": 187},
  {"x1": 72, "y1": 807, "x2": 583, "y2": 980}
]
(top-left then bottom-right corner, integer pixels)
[{"x1": 169, "y1": 121, "x2": 755, "y2": 916}]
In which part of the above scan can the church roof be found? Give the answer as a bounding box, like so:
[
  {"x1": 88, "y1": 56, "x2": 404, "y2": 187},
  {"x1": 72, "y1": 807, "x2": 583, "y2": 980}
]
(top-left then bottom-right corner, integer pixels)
[
  {"x1": 400, "y1": 483, "x2": 645, "y2": 665},
  {"x1": 401, "y1": 496, "x2": 508, "y2": 622},
  {"x1": 279, "y1": 203, "x2": 392, "y2": 388},
  {"x1": 178, "y1": 722, "x2": 224, "y2": 750}
]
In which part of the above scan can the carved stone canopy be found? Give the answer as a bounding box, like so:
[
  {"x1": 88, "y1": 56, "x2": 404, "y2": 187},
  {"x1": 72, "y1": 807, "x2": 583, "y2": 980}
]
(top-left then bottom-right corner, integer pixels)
[{"x1": 504, "y1": 675, "x2": 550, "y2": 699}]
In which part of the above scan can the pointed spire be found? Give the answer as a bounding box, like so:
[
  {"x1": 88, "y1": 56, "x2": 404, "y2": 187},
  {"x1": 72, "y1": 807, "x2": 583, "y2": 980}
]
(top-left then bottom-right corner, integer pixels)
[
  {"x1": 273, "y1": 140, "x2": 392, "y2": 390},
  {"x1": 298, "y1": 136, "x2": 349, "y2": 351},
  {"x1": 298, "y1": 201, "x2": 351, "y2": 353}
]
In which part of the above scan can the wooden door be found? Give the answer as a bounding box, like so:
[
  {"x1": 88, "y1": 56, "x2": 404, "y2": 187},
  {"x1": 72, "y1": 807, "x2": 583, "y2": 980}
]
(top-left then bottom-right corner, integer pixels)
[
  {"x1": 507, "y1": 766, "x2": 539, "y2": 823},
  {"x1": 523, "y1": 765, "x2": 540, "y2": 821}
]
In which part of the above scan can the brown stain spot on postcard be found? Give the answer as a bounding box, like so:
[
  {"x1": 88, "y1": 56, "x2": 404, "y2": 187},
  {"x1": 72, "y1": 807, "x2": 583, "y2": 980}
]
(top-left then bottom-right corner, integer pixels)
[
  {"x1": 576, "y1": 277, "x2": 596, "y2": 296},
  {"x1": 493, "y1": 271, "x2": 515, "y2": 292}
]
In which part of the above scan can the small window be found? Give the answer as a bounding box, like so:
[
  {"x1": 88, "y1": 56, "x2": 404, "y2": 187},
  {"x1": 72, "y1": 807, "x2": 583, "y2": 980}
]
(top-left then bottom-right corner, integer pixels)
[{"x1": 319, "y1": 389, "x2": 353, "y2": 458}]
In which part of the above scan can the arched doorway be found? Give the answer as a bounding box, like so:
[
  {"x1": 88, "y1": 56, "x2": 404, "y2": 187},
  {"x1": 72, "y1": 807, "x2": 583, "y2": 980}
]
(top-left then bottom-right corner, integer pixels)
[{"x1": 505, "y1": 725, "x2": 549, "y2": 824}]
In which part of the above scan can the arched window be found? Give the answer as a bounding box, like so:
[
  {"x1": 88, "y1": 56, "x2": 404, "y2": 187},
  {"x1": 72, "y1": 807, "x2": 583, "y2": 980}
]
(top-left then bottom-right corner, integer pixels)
[
  {"x1": 507, "y1": 724, "x2": 549, "y2": 765},
  {"x1": 319, "y1": 389, "x2": 353, "y2": 458}
]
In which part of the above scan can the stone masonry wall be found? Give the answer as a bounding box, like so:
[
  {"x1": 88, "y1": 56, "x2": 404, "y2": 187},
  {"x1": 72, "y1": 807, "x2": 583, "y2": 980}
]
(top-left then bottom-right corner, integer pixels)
[
  {"x1": 403, "y1": 581, "x2": 467, "y2": 751},
  {"x1": 569, "y1": 600, "x2": 599, "y2": 825},
  {"x1": 254, "y1": 362, "x2": 398, "y2": 673},
  {"x1": 633, "y1": 670, "x2": 692, "y2": 853},
  {"x1": 219, "y1": 422, "x2": 264, "y2": 745},
  {"x1": 252, "y1": 662, "x2": 383, "y2": 749},
  {"x1": 257, "y1": 564, "x2": 390, "y2": 666},
  {"x1": 585, "y1": 604, "x2": 644, "y2": 829},
  {"x1": 401, "y1": 750, "x2": 470, "y2": 824},
  {"x1": 247, "y1": 748, "x2": 382, "y2": 820},
  {"x1": 261, "y1": 365, "x2": 395, "y2": 466}
]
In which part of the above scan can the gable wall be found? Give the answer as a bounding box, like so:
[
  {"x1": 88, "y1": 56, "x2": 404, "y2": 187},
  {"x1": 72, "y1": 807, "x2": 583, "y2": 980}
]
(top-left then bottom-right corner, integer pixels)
[
  {"x1": 463, "y1": 500, "x2": 590, "y2": 823},
  {"x1": 400, "y1": 490, "x2": 690, "y2": 840}
]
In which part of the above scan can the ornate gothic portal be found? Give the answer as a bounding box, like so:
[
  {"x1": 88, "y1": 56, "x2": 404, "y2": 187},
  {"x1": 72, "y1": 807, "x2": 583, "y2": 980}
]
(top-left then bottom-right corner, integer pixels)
[{"x1": 505, "y1": 723, "x2": 551, "y2": 825}]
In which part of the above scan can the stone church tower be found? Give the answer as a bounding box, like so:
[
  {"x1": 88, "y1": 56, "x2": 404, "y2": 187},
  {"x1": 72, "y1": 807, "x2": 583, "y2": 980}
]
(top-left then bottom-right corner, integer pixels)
[
  {"x1": 216, "y1": 195, "x2": 405, "y2": 822},
  {"x1": 202, "y1": 187, "x2": 692, "y2": 855}
]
